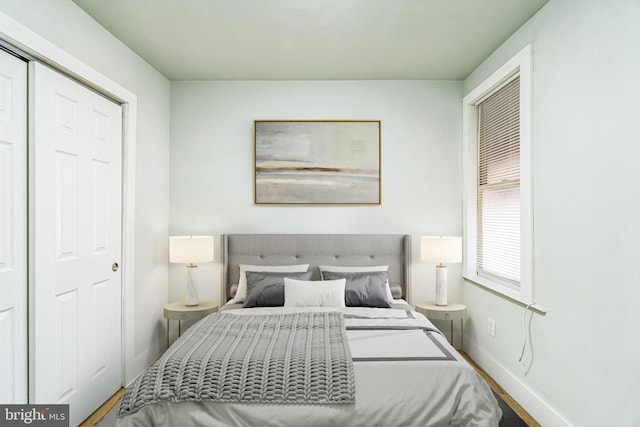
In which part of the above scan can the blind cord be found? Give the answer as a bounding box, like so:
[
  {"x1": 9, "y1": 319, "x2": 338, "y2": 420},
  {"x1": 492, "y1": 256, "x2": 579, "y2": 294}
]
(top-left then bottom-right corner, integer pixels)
[{"x1": 518, "y1": 302, "x2": 534, "y2": 362}]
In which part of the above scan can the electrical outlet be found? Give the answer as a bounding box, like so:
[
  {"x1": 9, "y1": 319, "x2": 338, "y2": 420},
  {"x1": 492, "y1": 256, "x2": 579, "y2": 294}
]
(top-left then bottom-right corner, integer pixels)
[{"x1": 488, "y1": 317, "x2": 496, "y2": 337}]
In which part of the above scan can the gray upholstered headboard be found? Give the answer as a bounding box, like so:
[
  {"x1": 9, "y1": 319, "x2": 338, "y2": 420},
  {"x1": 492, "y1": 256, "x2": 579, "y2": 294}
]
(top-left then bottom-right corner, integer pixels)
[{"x1": 222, "y1": 234, "x2": 411, "y2": 303}]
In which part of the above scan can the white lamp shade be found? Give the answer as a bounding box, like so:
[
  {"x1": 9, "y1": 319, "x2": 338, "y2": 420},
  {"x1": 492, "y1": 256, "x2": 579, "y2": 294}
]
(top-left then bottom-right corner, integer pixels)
[
  {"x1": 421, "y1": 236, "x2": 462, "y2": 264},
  {"x1": 169, "y1": 236, "x2": 214, "y2": 264}
]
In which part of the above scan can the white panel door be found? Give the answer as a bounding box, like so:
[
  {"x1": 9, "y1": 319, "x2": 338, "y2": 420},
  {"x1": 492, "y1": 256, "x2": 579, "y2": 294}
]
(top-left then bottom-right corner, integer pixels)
[
  {"x1": 30, "y1": 62, "x2": 123, "y2": 426},
  {"x1": 0, "y1": 49, "x2": 28, "y2": 404}
]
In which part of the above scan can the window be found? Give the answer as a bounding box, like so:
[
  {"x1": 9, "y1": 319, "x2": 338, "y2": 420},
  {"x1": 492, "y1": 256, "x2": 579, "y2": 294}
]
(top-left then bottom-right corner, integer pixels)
[
  {"x1": 477, "y1": 76, "x2": 521, "y2": 284},
  {"x1": 462, "y1": 45, "x2": 533, "y2": 304}
]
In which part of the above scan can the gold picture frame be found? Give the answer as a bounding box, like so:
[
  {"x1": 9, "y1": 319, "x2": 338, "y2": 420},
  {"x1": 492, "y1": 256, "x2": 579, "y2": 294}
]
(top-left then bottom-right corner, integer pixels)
[{"x1": 254, "y1": 120, "x2": 381, "y2": 205}]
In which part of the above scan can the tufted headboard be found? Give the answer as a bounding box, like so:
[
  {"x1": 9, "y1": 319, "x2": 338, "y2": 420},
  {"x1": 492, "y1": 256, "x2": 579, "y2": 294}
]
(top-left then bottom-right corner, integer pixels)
[{"x1": 221, "y1": 234, "x2": 411, "y2": 304}]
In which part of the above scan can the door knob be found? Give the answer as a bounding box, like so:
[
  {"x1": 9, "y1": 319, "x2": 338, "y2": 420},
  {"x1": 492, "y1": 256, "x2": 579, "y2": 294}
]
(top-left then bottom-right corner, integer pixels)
[{"x1": 112, "y1": 262, "x2": 119, "y2": 272}]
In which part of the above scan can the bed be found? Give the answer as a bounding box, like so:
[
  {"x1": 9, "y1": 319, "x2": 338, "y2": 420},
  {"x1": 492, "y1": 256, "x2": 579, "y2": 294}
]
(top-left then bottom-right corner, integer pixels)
[{"x1": 116, "y1": 234, "x2": 502, "y2": 426}]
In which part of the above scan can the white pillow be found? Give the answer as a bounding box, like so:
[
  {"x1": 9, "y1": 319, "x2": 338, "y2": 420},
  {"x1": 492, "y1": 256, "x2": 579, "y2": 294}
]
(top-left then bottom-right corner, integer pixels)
[
  {"x1": 318, "y1": 265, "x2": 394, "y2": 303},
  {"x1": 284, "y1": 278, "x2": 346, "y2": 308},
  {"x1": 232, "y1": 264, "x2": 310, "y2": 303}
]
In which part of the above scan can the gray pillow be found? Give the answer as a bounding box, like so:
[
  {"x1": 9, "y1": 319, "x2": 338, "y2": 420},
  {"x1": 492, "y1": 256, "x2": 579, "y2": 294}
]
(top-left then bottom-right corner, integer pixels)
[
  {"x1": 389, "y1": 284, "x2": 403, "y2": 299},
  {"x1": 243, "y1": 271, "x2": 313, "y2": 308},
  {"x1": 321, "y1": 271, "x2": 392, "y2": 308}
]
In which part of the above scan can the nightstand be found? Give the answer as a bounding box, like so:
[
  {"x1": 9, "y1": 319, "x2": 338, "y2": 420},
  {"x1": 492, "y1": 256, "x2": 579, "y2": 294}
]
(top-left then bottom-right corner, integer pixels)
[
  {"x1": 163, "y1": 301, "x2": 218, "y2": 346},
  {"x1": 415, "y1": 301, "x2": 467, "y2": 348}
]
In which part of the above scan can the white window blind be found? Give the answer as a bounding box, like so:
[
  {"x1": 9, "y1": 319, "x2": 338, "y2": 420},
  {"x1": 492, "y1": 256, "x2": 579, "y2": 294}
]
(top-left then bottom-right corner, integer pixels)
[{"x1": 476, "y1": 76, "x2": 520, "y2": 285}]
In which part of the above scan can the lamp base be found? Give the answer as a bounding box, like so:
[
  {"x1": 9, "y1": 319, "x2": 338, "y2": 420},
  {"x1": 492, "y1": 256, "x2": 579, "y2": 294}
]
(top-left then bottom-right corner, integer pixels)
[
  {"x1": 435, "y1": 265, "x2": 447, "y2": 306},
  {"x1": 185, "y1": 265, "x2": 198, "y2": 306}
]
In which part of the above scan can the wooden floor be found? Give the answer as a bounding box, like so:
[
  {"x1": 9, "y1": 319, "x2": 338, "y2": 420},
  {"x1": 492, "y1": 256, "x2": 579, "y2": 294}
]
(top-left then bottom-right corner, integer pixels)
[
  {"x1": 82, "y1": 354, "x2": 539, "y2": 426},
  {"x1": 79, "y1": 388, "x2": 126, "y2": 427}
]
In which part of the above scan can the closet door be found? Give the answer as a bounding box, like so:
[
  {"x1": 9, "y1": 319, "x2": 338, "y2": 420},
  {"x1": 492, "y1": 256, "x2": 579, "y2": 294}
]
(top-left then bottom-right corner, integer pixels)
[
  {"x1": 0, "y1": 49, "x2": 28, "y2": 404},
  {"x1": 30, "y1": 62, "x2": 123, "y2": 426}
]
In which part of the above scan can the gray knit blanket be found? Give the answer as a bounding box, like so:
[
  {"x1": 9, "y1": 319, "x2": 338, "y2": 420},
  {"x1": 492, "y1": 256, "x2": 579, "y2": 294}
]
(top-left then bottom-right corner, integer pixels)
[{"x1": 119, "y1": 311, "x2": 355, "y2": 417}]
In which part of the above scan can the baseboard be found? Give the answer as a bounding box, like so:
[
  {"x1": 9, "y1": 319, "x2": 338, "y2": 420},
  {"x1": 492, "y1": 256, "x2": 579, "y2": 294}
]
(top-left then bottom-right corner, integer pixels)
[
  {"x1": 464, "y1": 340, "x2": 573, "y2": 427},
  {"x1": 125, "y1": 338, "x2": 164, "y2": 386}
]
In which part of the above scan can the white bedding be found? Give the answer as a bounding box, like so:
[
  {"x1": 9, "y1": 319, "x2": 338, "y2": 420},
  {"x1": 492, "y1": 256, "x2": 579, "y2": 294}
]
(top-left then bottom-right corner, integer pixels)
[{"x1": 116, "y1": 307, "x2": 502, "y2": 427}]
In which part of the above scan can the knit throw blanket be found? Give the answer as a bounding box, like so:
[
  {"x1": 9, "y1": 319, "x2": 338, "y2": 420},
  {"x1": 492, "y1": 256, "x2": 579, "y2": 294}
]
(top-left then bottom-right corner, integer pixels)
[{"x1": 119, "y1": 311, "x2": 355, "y2": 417}]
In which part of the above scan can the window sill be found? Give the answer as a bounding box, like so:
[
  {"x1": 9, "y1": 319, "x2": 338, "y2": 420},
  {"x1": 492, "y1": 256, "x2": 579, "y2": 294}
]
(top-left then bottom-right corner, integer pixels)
[{"x1": 463, "y1": 275, "x2": 547, "y2": 314}]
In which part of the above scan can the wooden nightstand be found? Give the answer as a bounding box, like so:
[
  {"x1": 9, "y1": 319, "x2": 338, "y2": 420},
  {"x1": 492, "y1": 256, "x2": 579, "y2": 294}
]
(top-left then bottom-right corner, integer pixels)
[
  {"x1": 415, "y1": 301, "x2": 467, "y2": 348},
  {"x1": 163, "y1": 301, "x2": 218, "y2": 346}
]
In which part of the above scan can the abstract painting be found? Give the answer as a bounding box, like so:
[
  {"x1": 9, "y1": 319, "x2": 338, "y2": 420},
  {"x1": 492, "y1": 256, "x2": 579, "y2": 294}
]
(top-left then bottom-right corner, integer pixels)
[{"x1": 254, "y1": 120, "x2": 381, "y2": 205}]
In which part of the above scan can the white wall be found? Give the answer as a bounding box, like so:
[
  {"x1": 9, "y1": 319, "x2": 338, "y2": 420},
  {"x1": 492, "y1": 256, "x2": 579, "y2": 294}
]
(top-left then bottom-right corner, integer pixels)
[
  {"x1": 0, "y1": 1, "x2": 171, "y2": 383},
  {"x1": 463, "y1": 0, "x2": 640, "y2": 425},
  {"x1": 169, "y1": 80, "x2": 465, "y2": 342}
]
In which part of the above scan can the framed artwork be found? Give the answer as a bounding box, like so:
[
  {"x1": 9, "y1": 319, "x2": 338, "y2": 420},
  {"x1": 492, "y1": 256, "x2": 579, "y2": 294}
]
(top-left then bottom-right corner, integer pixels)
[{"x1": 254, "y1": 120, "x2": 381, "y2": 205}]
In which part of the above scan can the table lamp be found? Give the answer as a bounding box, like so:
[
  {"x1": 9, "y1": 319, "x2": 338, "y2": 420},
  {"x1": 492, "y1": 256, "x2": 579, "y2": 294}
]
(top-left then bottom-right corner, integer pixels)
[
  {"x1": 169, "y1": 235, "x2": 214, "y2": 306},
  {"x1": 421, "y1": 236, "x2": 462, "y2": 306}
]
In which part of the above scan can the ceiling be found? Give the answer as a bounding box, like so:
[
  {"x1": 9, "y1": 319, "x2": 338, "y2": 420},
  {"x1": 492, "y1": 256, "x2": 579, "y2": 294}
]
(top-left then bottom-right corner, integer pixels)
[{"x1": 72, "y1": 0, "x2": 548, "y2": 81}]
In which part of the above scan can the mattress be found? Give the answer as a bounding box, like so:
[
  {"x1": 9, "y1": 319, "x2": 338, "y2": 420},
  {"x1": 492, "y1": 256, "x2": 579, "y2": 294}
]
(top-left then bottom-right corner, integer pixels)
[{"x1": 116, "y1": 306, "x2": 501, "y2": 427}]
